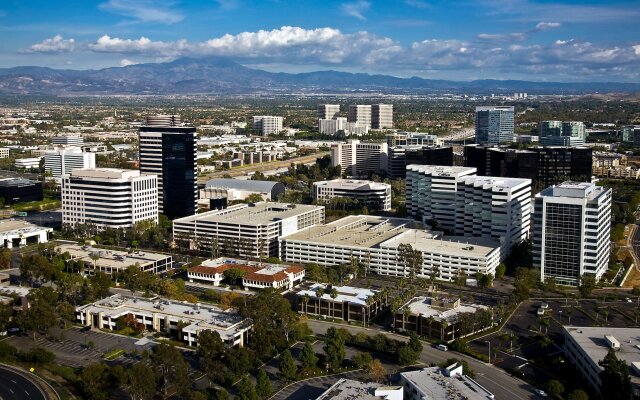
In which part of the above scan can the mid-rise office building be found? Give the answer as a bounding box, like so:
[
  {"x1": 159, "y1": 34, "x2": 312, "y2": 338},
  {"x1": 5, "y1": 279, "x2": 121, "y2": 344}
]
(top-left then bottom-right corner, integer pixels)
[
  {"x1": 139, "y1": 115, "x2": 197, "y2": 219},
  {"x1": 0, "y1": 178, "x2": 43, "y2": 204},
  {"x1": 386, "y1": 133, "x2": 442, "y2": 147},
  {"x1": 621, "y1": 125, "x2": 640, "y2": 143},
  {"x1": 44, "y1": 148, "x2": 96, "y2": 178},
  {"x1": 539, "y1": 121, "x2": 586, "y2": 146},
  {"x1": 319, "y1": 117, "x2": 347, "y2": 135},
  {"x1": 52, "y1": 135, "x2": 84, "y2": 147},
  {"x1": 313, "y1": 179, "x2": 392, "y2": 211},
  {"x1": 173, "y1": 202, "x2": 324, "y2": 258},
  {"x1": 475, "y1": 106, "x2": 515, "y2": 145},
  {"x1": 406, "y1": 165, "x2": 531, "y2": 257},
  {"x1": 330, "y1": 140, "x2": 388, "y2": 177},
  {"x1": 533, "y1": 181, "x2": 611, "y2": 287},
  {"x1": 252, "y1": 116, "x2": 283, "y2": 135},
  {"x1": 401, "y1": 364, "x2": 494, "y2": 400},
  {"x1": 347, "y1": 105, "x2": 372, "y2": 129},
  {"x1": 318, "y1": 104, "x2": 340, "y2": 120},
  {"x1": 62, "y1": 168, "x2": 158, "y2": 230},
  {"x1": 14, "y1": 157, "x2": 42, "y2": 170},
  {"x1": 372, "y1": 104, "x2": 393, "y2": 129},
  {"x1": 464, "y1": 145, "x2": 593, "y2": 187}
]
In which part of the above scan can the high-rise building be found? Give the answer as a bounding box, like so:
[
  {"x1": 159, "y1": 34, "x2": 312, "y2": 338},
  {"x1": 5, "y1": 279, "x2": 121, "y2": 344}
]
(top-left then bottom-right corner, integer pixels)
[
  {"x1": 317, "y1": 104, "x2": 340, "y2": 120},
  {"x1": 387, "y1": 146, "x2": 454, "y2": 179},
  {"x1": 533, "y1": 181, "x2": 611, "y2": 287},
  {"x1": 139, "y1": 115, "x2": 197, "y2": 219},
  {"x1": 475, "y1": 106, "x2": 515, "y2": 145},
  {"x1": 539, "y1": 121, "x2": 586, "y2": 146},
  {"x1": 319, "y1": 117, "x2": 347, "y2": 135},
  {"x1": 44, "y1": 148, "x2": 96, "y2": 178},
  {"x1": 621, "y1": 125, "x2": 640, "y2": 143},
  {"x1": 330, "y1": 140, "x2": 388, "y2": 177},
  {"x1": 347, "y1": 105, "x2": 372, "y2": 129},
  {"x1": 406, "y1": 165, "x2": 531, "y2": 257},
  {"x1": 62, "y1": 168, "x2": 158, "y2": 230},
  {"x1": 372, "y1": 104, "x2": 393, "y2": 129},
  {"x1": 52, "y1": 135, "x2": 84, "y2": 147},
  {"x1": 252, "y1": 116, "x2": 283, "y2": 136}
]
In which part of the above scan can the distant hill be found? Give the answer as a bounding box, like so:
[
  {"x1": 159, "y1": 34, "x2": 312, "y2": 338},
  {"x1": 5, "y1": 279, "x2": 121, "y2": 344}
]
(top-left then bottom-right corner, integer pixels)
[{"x1": 0, "y1": 57, "x2": 638, "y2": 95}]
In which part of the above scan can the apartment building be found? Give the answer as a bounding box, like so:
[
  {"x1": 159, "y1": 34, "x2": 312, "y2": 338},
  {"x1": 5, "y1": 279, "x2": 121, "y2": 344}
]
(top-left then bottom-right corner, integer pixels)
[
  {"x1": 314, "y1": 179, "x2": 392, "y2": 211},
  {"x1": 138, "y1": 115, "x2": 197, "y2": 219},
  {"x1": 475, "y1": 106, "x2": 515, "y2": 145},
  {"x1": 330, "y1": 140, "x2": 388, "y2": 177},
  {"x1": 252, "y1": 116, "x2": 283, "y2": 135},
  {"x1": 44, "y1": 148, "x2": 96, "y2": 178},
  {"x1": 61, "y1": 168, "x2": 158, "y2": 230},
  {"x1": 281, "y1": 215, "x2": 502, "y2": 282},
  {"x1": 372, "y1": 104, "x2": 393, "y2": 129},
  {"x1": 173, "y1": 202, "x2": 324, "y2": 258},
  {"x1": 533, "y1": 181, "x2": 612, "y2": 287}
]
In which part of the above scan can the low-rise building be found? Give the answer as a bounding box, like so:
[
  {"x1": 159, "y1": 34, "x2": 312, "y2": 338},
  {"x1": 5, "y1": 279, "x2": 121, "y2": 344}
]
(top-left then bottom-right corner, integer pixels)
[
  {"x1": 187, "y1": 258, "x2": 305, "y2": 290},
  {"x1": 0, "y1": 220, "x2": 51, "y2": 248},
  {"x1": 592, "y1": 152, "x2": 625, "y2": 168},
  {"x1": 295, "y1": 283, "x2": 387, "y2": 324},
  {"x1": 0, "y1": 148, "x2": 9, "y2": 159},
  {"x1": 593, "y1": 166, "x2": 640, "y2": 179},
  {"x1": 400, "y1": 364, "x2": 495, "y2": 400},
  {"x1": 0, "y1": 178, "x2": 43, "y2": 204},
  {"x1": 14, "y1": 157, "x2": 42, "y2": 170},
  {"x1": 55, "y1": 242, "x2": 172, "y2": 275},
  {"x1": 76, "y1": 294, "x2": 252, "y2": 347},
  {"x1": 394, "y1": 296, "x2": 493, "y2": 341},
  {"x1": 314, "y1": 179, "x2": 392, "y2": 211},
  {"x1": 317, "y1": 378, "x2": 403, "y2": 400},
  {"x1": 201, "y1": 179, "x2": 285, "y2": 202}
]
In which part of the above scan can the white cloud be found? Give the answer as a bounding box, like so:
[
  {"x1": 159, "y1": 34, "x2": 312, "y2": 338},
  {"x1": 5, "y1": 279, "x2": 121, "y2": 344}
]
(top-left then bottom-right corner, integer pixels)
[
  {"x1": 25, "y1": 35, "x2": 75, "y2": 53},
  {"x1": 341, "y1": 1, "x2": 370, "y2": 20},
  {"x1": 634, "y1": 45, "x2": 640, "y2": 56},
  {"x1": 120, "y1": 58, "x2": 138, "y2": 67},
  {"x1": 535, "y1": 22, "x2": 561, "y2": 31},
  {"x1": 99, "y1": 0, "x2": 183, "y2": 24}
]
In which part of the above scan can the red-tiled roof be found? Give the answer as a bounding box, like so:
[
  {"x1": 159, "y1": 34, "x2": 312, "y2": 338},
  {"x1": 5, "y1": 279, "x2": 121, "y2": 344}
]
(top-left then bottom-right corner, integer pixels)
[{"x1": 188, "y1": 263, "x2": 304, "y2": 284}]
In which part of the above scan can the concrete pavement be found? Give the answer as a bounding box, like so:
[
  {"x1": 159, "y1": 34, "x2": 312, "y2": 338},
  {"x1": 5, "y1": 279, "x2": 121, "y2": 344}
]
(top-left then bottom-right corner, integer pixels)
[
  {"x1": 0, "y1": 364, "x2": 50, "y2": 400},
  {"x1": 305, "y1": 319, "x2": 537, "y2": 400}
]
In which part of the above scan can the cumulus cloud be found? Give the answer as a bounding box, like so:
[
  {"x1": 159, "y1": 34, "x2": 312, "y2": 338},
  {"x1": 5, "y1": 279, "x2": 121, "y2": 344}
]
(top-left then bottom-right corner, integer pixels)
[
  {"x1": 25, "y1": 35, "x2": 75, "y2": 53},
  {"x1": 477, "y1": 22, "x2": 560, "y2": 43},
  {"x1": 99, "y1": 0, "x2": 183, "y2": 24},
  {"x1": 341, "y1": 1, "x2": 370, "y2": 20}
]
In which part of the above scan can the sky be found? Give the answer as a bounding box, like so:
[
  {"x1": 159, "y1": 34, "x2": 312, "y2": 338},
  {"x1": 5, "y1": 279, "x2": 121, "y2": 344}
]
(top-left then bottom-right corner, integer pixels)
[{"x1": 1, "y1": 0, "x2": 639, "y2": 82}]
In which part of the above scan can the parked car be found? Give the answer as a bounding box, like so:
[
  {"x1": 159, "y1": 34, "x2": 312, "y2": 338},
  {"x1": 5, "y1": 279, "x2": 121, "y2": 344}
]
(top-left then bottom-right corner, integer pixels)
[
  {"x1": 535, "y1": 389, "x2": 548, "y2": 397},
  {"x1": 436, "y1": 344, "x2": 448, "y2": 351}
]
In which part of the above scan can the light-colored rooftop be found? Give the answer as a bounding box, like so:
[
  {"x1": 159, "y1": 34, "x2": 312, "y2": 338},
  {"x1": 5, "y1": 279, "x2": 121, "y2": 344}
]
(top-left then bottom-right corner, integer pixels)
[
  {"x1": 316, "y1": 378, "x2": 403, "y2": 400},
  {"x1": 0, "y1": 220, "x2": 52, "y2": 236},
  {"x1": 69, "y1": 168, "x2": 143, "y2": 180},
  {"x1": 297, "y1": 283, "x2": 378, "y2": 307},
  {"x1": 540, "y1": 181, "x2": 608, "y2": 201},
  {"x1": 380, "y1": 230, "x2": 500, "y2": 258},
  {"x1": 0, "y1": 285, "x2": 31, "y2": 297},
  {"x1": 314, "y1": 179, "x2": 391, "y2": 191},
  {"x1": 460, "y1": 175, "x2": 531, "y2": 191},
  {"x1": 406, "y1": 165, "x2": 477, "y2": 177},
  {"x1": 55, "y1": 242, "x2": 170, "y2": 272},
  {"x1": 173, "y1": 202, "x2": 323, "y2": 226},
  {"x1": 402, "y1": 296, "x2": 489, "y2": 323},
  {"x1": 401, "y1": 366, "x2": 495, "y2": 400}
]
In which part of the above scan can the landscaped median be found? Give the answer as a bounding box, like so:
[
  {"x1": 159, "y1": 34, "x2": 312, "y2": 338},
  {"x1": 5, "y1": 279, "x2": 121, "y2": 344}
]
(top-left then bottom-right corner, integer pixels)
[
  {"x1": 12, "y1": 198, "x2": 60, "y2": 212},
  {"x1": 102, "y1": 348, "x2": 125, "y2": 361}
]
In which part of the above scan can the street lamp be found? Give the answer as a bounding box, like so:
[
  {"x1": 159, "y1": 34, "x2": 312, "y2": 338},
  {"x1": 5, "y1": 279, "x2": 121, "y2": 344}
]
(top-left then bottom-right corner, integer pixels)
[{"x1": 485, "y1": 340, "x2": 491, "y2": 364}]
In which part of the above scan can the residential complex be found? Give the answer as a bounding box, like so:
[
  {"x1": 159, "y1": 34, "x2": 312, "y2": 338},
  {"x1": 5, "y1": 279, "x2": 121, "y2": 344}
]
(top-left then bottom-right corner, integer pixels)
[
  {"x1": 475, "y1": 106, "x2": 515, "y2": 145},
  {"x1": 295, "y1": 283, "x2": 387, "y2": 324},
  {"x1": 139, "y1": 115, "x2": 197, "y2": 219},
  {"x1": 313, "y1": 179, "x2": 392, "y2": 211},
  {"x1": 330, "y1": 140, "x2": 388, "y2": 177},
  {"x1": 533, "y1": 181, "x2": 612, "y2": 286},
  {"x1": 44, "y1": 147, "x2": 96, "y2": 178},
  {"x1": 252, "y1": 116, "x2": 283, "y2": 135},
  {"x1": 61, "y1": 168, "x2": 158, "y2": 230},
  {"x1": 0, "y1": 178, "x2": 43, "y2": 204},
  {"x1": 539, "y1": 121, "x2": 586, "y2": 147},
  {"x1": 55, "y1": 242, "x2": 172, "y2": 275},
  {"x1": 406, "y1": 165, "x2": 531, "y2": 257},
  {"x1": 400, "y1": 364, "x2": 495, "y2": 400},
  {"x1": 173, "y1": 202, "x2": 324, "y2": 258},
  {"x1": 281, "y1": 215, "x2": 502, "y2": 282},
  {"x1": 187, "y1": 258, "x2": 305, "y2": 290},
  {"x1": 76, "y1": 294, "x2": 252, "y2": 347}
]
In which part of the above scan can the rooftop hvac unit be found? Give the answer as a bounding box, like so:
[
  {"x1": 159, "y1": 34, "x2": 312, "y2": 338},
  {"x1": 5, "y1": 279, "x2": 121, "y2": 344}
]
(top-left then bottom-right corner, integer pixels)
[{"x1": 605, "y1": 335, "x2": 621, "y2": 350}]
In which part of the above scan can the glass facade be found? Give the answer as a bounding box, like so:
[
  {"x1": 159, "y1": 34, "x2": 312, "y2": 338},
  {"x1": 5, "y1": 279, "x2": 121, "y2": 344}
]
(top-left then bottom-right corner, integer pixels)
[{"x1": 162, "y1": 133, "x2": 196, "y2": 219}]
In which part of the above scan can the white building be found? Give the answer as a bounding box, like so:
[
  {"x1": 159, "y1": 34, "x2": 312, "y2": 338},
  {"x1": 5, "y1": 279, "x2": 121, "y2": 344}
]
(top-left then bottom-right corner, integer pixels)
[
  {"x1": 62, "y1": 168, "x2": 158, "y2": 230},
  {"x1": 14, "y1": 157, "x2": 42, "y2": 170},
  {"x1": 45, "y1": 148, "x2": 96, "y2": 178},
  {"x1": 319, "y1": 117, "x2": 347, "y2": 135},
  {"x1": 281, "y1": 215, "x2": 501, "y2": 282},
  {"x1": 0, "y1": 148, "x2": 9, "y2": 159},
  {"x1": 317, "y1": 378, "x2": 403, "y2": 400},
  {"x1": 407, "y1": 165, "x2": 531, "y2": 258},
  {"x1": 314, "y1": 179, "x2": 392, "y2": 211},
  {"x1": 52, "y1": 135, "x2": 84, "y2": 146},
  {"x1": 330, "y1": 140, "x2": 388, "y2": 177},
  {"x1": 173, "y1": 202, "x2": 324, "y2": 258},
  {"x1": 252, "y1": 116, "x2": 283, "y2": 136},
  {"x1": 76, "y1": 294, "x2": 252, "y2": 347},
  {"x1": 533, "y1": 181, "x2": 612, "y2": 287},
  {"x1": 372, "y1": 104, "x2": 393, "y2": 129},
  {"x1": 0, "y1": 220, "x2": 51, "y2": 248},
  {"x1": 318, "y1": 104, "x2": 341, "y2": 120},
  {"x1": 187, "y1": 258, "x2": 305, "y2": 290},
  {"x1": 400, "y1": 364, "x2": 494, "y2": 400},
  {"x1": 348, "y1": 105, "x2": 372, "y2": 129}
]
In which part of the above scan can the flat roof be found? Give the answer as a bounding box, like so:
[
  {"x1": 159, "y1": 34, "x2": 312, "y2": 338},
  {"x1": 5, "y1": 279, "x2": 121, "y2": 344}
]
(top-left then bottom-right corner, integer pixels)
[
  {"x1": 401, "y1": 366, "x2": 495, "y2": 400},
  {"x1": 406, "y1": 165, "x2": 477, "y2": 177},
  {"x1": 314, "y1": 179, "x2": 390, "y2": 191},
  {"x1": 402, "y1": 296, "x2": 489, "y2": 323},
  {"x1": 460, "y1": 175, "x2": 530, "y2": 190},
  {"x1": 205, "y1": 178, "x2": 283, "y2": 193},
  {"x1": 297, "y1": 283, "x2": 378, "y2": 307},
  {"x1": 380, "y1": 230, "x2": 500, "y2": 258},
  {"x1": 0, "y1": 220, "x2": 52, "y2": 236},
  {"x1": 0, "y1": 178, "x2": 40, "y2": 187},
  {"x1": 317, "y1": 379, "x2": 402, "y2": 400},
  {"x1": 174, "y1": 202, "x2": 323, "y2": 226},
  {"x1": 69, "y1": 168, "x2": 142, "y2": 180},
  {"x1": 55, "y1": 242, "x2": 170, "y2": 271}
]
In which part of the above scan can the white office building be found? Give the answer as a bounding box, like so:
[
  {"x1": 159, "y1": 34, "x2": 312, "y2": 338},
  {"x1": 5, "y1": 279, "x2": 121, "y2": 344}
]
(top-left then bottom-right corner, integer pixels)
[
  {"x1": 319, "y1": 117, "x2": 347, "y2": 135},
  {"x1": 62, "y1": 168, "x2": 158, "y2": 230},
  {"x1": 281, "y1": 215, "x2": 502, "y2": 282},
  {"x1": 252, "y1": 116, "x2": 283, "y2": 136},
  {"x1": 406, "y1": 165, "x2": 531, "y2": 258},
  {"x1": 14, "y1": 157, "x2": 42, "y2": 170},
  {"x1": 318, "y1": 104, "x2": 341, "y2": 120},
  {"x1": 52, "y1": 135, "x2": 84, "y2": 146},
  {"x1": 372, "y1": 104, "x2": 393, "y2": 129},
  {"x1": 400, "y1": 364, "x2": 494, "y2": 400},
  {"x1": 173, "y1": 202, "x2": 324, "y2": 258},
  {"x1": 317, "y1": 379, "x2": 403, "y2": 400},
  {"x1": 314, "y1": 179, "x2": 392, "y2": 211},
  {"x1": 533, "y1": 181, "x2": 612, "y2": 287},
  {"x1": 45, "y1": 148, "x2": 96, "y2": 178},
  {"x1": 348, "y1": 105, "x2": 372, "y2": 129},
  {"x1": 330, "y1": 140, "x2": 388, "y2": 177}
]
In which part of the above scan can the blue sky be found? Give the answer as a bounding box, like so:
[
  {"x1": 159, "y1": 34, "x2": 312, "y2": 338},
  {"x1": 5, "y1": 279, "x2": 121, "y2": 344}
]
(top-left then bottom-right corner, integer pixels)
[{"x1": 1, "y1": 0, "x2": 639, "y2": 81}]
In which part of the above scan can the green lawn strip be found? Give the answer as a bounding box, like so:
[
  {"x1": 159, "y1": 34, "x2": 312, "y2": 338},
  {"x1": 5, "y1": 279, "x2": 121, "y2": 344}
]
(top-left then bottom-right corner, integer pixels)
[{"x1": 103, "y1": 348, "x2": 125, "y2": 360}]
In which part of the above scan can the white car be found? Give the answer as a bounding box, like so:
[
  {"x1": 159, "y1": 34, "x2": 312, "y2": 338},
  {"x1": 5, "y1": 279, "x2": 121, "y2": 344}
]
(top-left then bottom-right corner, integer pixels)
[{"x1": 535, "y1": 389, "x2": 548, "y2": 397}]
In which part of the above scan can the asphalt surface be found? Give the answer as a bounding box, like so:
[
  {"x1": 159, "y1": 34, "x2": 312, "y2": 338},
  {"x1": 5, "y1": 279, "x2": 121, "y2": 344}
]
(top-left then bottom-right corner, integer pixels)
[
  {"x1": 306, "y1": 319, "x2": 537, "y2": 400},
  {"x1": 0, "y1": 365, "x2": 47, "y2": 400}
]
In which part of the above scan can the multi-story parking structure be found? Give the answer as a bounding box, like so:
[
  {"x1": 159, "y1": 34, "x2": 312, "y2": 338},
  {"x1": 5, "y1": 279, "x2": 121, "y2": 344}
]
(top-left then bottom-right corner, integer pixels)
[
  {"x1": 313, "y1": 179, "x2": 392, "y2": 211},
  {"x1": 173, "y1": 202, "x2": 324, "y2": 258}
]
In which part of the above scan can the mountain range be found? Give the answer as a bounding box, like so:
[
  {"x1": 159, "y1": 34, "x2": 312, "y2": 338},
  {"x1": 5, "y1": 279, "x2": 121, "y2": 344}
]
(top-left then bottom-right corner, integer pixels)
[{"x1": 0, "y1": 57, "x2": 638, "y2": 96}]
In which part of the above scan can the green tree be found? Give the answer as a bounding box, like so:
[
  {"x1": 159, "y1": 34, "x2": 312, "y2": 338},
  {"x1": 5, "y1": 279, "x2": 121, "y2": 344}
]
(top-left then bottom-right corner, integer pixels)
[
  {"x1": 580, "y1": 274, "x2": 596, "y2": 297},
  {"x1": 323, "y1": 327, "x2": 346, "y2": 370},
  {"x1": 567, "y1": 389, "x2": 589, "y2": 400},
  {"x1": 495, "y1": 263, "x2": 506, "y2": 279},
  {"x1": 299, "y1": 341, "x2": 318, "y2": 371},
  {"x1": 255, "y1": 369, "x2": 272, "y2": 399},
  {"x1": 546, "y1": 379, "x2": 564, "y2": 398},
  {"x1": 397, "y1": 243, "x2": 423, "y2": 283},
  {"x1": 397, "y1": 345, "x2": 418, "y2": 366},
  {"x1": 81, "y1": 363, "x2": 112, "y2": 400},
  {"x1": 236, "y1": 376, "x2": 258, "y2": 400},
  {"x1": 244, "y1": 193, "x2": 264, "y2": 204},
  {"x1": 152, "y1": 344, "x2": 189, "y2": 397},
  {"x1": 599, "y1": 348, "x2": 631, "y2": 400},
  {"x1": 408, "y1": 332, "x2": 423, "y2": 354},
  {"x1": 223, "y1": 267, "x2": 246, "y2": 286},
  {"x1": 125, "y1": 363, "x2": 156, "y2": 400},
  {"x1": 279, "y1": 350, "x2": 297, "y2": 381}
]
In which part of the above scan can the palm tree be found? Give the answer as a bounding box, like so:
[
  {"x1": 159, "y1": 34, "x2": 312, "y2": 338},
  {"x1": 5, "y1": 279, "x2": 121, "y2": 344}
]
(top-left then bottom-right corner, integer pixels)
[
  {"x1": 302, "y1": 294, "x2": 310, "y2": 314},
  {"x1": 90, "y1": 253, "x2": 100, "y2": 274},
  {"x1": 402, "y1": 308, "x2": 411, "y2": 331},
  {"x1": 329, "y1": 288, "x2": 338, "y2": 319},
  {"x1": 541, "y1": 335, "x2": 552, "y2": 349},
  {"x1": 426, "y1": 316, "x2": 435, "y2": 339},
  {"x1": 603, "y1": 308, "x2": 610, "y2": 324},
  {"x1": 441, "y1": 319, "x2": 449, "y2": 341},
  {"x1": 315, "y1": 287, "x2": 325, "y2": 316}
]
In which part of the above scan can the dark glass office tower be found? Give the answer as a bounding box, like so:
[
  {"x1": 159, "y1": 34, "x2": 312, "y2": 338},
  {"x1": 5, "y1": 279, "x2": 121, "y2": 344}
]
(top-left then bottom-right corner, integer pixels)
[{"x1": 139, "y1": 116, "x2": 197, "y2": 219}]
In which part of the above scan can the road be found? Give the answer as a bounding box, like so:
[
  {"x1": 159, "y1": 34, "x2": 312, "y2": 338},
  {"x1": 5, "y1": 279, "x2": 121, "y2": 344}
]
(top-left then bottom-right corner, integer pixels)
[
  {"x1": 306, "y1": 320, "x2": 537, "y2": 400},
  {"x1": 0, "y1": 365, "x2": 48, "y2": 400}
]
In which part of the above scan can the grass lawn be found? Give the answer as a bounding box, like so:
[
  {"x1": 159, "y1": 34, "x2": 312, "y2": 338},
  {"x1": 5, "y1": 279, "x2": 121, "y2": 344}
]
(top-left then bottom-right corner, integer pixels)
[
  {"x1": 12, "y1": 198, "x2": 60, "y2": 212},
  {"x1": 103, "y1": 348, "x2": 125, "y2": 360}
]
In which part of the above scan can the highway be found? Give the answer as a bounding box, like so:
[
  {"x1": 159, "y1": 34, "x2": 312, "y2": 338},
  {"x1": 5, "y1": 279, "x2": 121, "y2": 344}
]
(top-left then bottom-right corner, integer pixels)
[
  {"x1": 0, "y1": 365, "x2": 48, "y2": 400},
  {"x1": 306, "y1": 320, "x2": 537, "y2": 400}
]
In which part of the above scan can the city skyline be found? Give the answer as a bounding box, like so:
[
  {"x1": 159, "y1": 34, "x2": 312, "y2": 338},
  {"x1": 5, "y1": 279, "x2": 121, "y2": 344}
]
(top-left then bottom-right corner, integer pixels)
[{"x1": 0, "y1": 0, "x2": 638, "y2": 82}]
